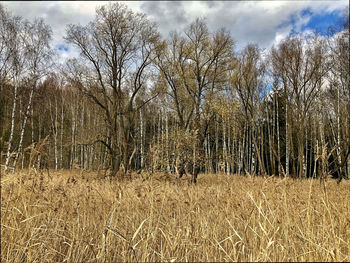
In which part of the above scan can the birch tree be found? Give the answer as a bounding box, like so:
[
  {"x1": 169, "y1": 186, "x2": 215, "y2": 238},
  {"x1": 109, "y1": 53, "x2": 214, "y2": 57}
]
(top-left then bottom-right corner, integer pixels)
[
  {"x1": 12, "y1": 18, "x2": 53, "y2": 171},
  {"x1": 1, "y1": 7, "x2": 25, "y2": 173}
]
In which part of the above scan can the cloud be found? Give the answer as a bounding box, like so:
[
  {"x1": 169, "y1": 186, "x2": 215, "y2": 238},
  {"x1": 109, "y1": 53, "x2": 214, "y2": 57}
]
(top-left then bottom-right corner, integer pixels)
[
  {"x1": 140, "y1": 1, "x2": 190, "y2": 37},
  {"x1": 141, "y1": 1, "x2": 348, "y2": 50},
  {"x1": 2, "y1": 0, "x2": 348, "y2": 63}
]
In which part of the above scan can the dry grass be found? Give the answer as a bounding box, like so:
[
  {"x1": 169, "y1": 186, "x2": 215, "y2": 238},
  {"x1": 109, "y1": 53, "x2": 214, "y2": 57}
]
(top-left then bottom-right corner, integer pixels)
[{"x1": 1, "y1": 170, "x2": 349, "y2": 262}]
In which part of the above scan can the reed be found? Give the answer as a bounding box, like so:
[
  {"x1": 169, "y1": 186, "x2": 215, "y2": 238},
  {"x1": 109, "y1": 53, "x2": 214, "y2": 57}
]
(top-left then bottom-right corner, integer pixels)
[{"x1": 1, "y1": 170, "x2": 349, "y2": 262}]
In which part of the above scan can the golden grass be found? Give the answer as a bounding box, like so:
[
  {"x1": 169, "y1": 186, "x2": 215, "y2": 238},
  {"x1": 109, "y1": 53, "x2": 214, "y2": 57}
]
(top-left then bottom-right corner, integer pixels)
[{"x1": 1, "y1": 170, "x2": 349, "y2": 262}]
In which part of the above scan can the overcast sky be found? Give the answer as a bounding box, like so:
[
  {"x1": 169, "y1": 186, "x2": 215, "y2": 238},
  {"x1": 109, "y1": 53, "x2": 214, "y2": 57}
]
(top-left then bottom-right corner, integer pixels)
[{"x1": 2, "y1": 1, "x2": 348, "y2": 63}]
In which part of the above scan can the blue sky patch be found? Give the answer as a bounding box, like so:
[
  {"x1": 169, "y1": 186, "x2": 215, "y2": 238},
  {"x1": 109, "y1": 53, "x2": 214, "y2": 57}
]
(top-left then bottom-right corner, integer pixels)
[
  {"x1": 56, "y1": 44, "x2": 69, "y2": 52},
  {"x1": 278, "y1": 8, "x2": 346, "y2": 37},
  {"x1": 301, "y1": 10, "x2": 345, "y2": 35}
]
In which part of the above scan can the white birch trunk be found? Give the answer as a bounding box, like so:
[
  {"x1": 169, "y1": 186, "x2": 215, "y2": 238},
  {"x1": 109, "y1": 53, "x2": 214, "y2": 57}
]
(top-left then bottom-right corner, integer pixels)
[
  {"x1": 204, "y1": 134, "x2": 208, "y2": 173},
  {"x1": 336, "y1": 86, "x2": 342, "y2": 175},
  {"x1": 13, "y1": 86, "x2": 35, "y2": 171},
  {"x1": 215, "y1": 122, "x2": 219, "y2": 173},
  {"x1": 4, "y1": 81, "x2": 18, "y2": 173},
  {"x1": 140, "y1": 109, "x2": 144, "y2": 169},
  {"x1": 70, "y1": 105, "x2": 76, "y2": 169},
  {"x1": 60, "y1": 100, "x2": 64, "y2": 169},
  {"x1": 50, "y1": 100, "x2": 58, "y2": 171},
  {"x1": 208, "y1": 133, "x2": 211, "y2": 173},
  {"x1": 227, "y1": 127, "x2": 231, "y2": 175},
  {"x1": 223, "y1": 120, "x2": 226, "y2": 174},
  {"x1": 37, "y1": 115, "x2": 41, "y2": 167},
  {"x1": 54, "y1": 99, "x2": 58, "y2": 170},
  {"x1": 276, "y1": 95, "x2": 281, "y2": 175},
  {"x1": 285, "y1": 103, "x2": 289, "y2": 177},
  {"x1": 31, "y1": 106, "x2": 34, "y2": 145},
  {"x1": 165, "y1": 109, "x2": 170, "y2": 172},
  {"x1": 238, "y1": 139, "x2": 241, "y2": 175}
]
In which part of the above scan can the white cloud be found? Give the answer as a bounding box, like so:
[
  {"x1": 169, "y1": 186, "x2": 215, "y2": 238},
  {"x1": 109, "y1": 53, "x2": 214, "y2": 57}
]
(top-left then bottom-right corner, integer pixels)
[
  {"x1": 273, "y1": 25, "x2": 293, "y2": 47},
  {"x1": 2, "y1": 0, "x2": 348, "y2": 63},
  {"x1": 183, "y1": 1, "x2": 210, "y2": 19}
]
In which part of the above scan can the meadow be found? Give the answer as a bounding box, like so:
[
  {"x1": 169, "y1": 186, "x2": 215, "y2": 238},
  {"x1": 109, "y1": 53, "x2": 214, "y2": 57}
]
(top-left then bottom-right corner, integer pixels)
[{"x1": 1, "y1": 170, "x2": 349, "y2": 262}]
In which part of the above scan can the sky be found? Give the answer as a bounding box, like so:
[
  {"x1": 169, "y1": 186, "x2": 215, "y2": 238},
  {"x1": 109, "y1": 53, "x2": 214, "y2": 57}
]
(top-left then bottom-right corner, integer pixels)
[{"x1": 1, "y1": 1, "x2": 348, "y2": 63}]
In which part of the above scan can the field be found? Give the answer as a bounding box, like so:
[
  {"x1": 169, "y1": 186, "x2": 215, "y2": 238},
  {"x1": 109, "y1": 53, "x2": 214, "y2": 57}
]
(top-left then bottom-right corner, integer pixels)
[{"x1": 1, "y1": 170, "x2": 349, "y2": 262}]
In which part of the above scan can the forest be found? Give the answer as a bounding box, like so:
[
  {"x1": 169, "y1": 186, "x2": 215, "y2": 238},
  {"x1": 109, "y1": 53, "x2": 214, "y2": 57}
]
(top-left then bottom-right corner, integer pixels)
[
  {"x1": 1, "y1": 3, "x2": 350, "y2": 262},
  {"x1": 1, "y1": 3, "x2": 349, "y2": 182}
]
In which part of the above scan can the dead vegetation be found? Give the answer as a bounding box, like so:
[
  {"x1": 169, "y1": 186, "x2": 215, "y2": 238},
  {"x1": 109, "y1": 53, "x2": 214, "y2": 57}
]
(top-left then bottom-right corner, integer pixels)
[{"x1": 1, "y1": 170, "x2": 349, "y2": 262}]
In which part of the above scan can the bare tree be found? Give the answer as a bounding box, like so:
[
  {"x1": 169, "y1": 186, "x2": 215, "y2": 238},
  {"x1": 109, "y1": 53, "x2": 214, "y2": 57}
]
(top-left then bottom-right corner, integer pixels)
[
  {"x1": 326, "y1": 11, "x2": 350, "y2": 180},
  {"x1": 271, "y1": 34, "x2": 330, "y2": 178},
  {"x1": 1, "y1": 6, "x2": 25, "y2": 173},
  {"x1": 154, "y1": 18, "x2": 234, "y2": 183},
  {"x1": 64, "y1": 3, "x2": 160, "y2": 177},
  {"x1": 11, "y1": 18, "x2": 54, "y2": 171},
  {"x1": 230, "y1": 44, "x2": 267, "y2": 176}
]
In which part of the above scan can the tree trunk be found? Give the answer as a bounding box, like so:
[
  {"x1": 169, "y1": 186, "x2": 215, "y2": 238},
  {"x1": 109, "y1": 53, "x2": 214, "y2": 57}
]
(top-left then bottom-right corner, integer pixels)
[
  {"x1": 13, "y1": 86, "x2": 35, "y2": 172},
  {"x1": 215, "y1": 122, "x2": 219, "y2": 173},
  {"x1": 4, "y1": 80, "x2": 19, "y2": 173},
  {"x1": 70, "y1": 105, "x2": 76, "y2": 169},
  {"x1": 53, "y1": 99, "x2": 58, "y2": 170},
  {"x1": 276, "y1": 95, "x2": 281, "y2": 176},
  {"x1": 140, "y1": 109, "x2": 144, "y2": 169},
  {"x1": 60, "y1": 99, "x2": 64, "y2": 169},
  {"x1": 285, "y1": 103, "x2": 289, "y2": 177},
  {"x1": 223, "y1": 119, "x2": 227, "y2": 174}
]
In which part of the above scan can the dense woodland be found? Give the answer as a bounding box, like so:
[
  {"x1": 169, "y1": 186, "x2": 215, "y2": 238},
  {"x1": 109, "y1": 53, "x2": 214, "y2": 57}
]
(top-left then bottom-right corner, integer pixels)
[{"x1": 0, "y1": 3, "x2": 349, "y2": 182}]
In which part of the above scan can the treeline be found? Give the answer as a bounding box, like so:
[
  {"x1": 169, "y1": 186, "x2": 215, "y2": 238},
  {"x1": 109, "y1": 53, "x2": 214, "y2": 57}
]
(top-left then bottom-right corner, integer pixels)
[{"x1": 1, "y1": 3, "x2": 349, "y2": 181}]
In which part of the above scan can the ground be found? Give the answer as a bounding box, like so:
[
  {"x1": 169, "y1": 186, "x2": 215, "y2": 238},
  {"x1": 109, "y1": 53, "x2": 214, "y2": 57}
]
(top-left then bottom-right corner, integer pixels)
[{"x1": 1, "y1": 170, "x2": 349, "y2": 262}]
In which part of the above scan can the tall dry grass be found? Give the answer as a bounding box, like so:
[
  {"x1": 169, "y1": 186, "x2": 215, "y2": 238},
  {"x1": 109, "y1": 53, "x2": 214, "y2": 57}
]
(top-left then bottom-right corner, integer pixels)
[{"x1": 1, "y1": 170, "x2": 349, "y2": 262}]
